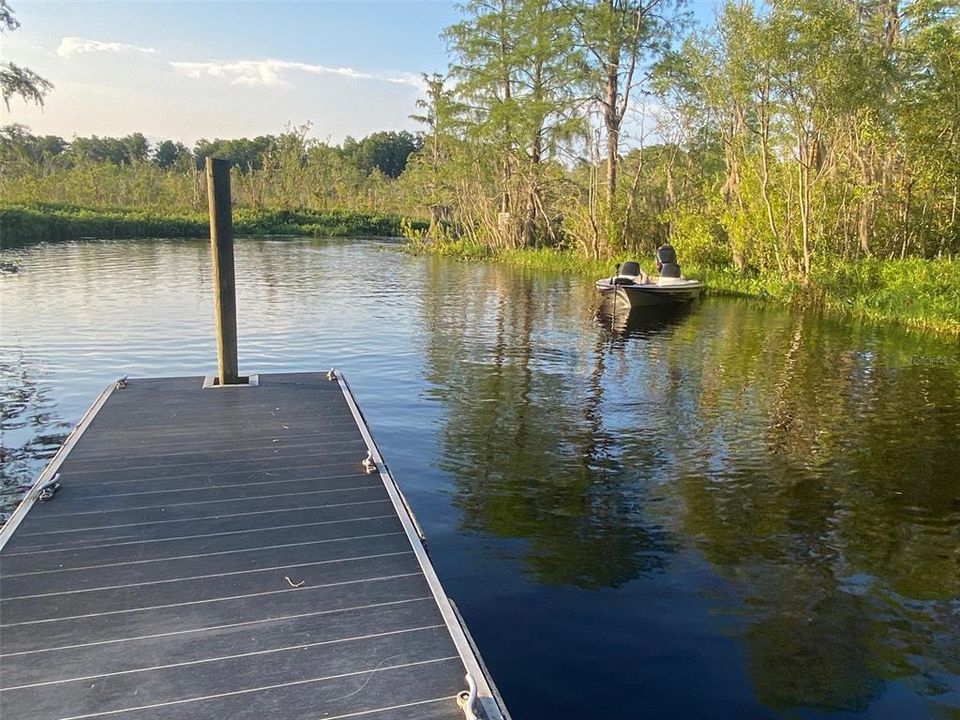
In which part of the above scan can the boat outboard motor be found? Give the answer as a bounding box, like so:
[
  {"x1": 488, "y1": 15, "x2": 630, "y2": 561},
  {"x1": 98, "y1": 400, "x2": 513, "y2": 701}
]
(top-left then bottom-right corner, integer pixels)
[{"x1": 656, "y1": 244, "x2": 681, "y2": 278}]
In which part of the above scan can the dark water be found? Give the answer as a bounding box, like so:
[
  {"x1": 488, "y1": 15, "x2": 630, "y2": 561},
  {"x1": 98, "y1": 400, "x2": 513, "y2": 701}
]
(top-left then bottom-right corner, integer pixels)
[{"x1": 1, "y1": 238, "x2": 958, "y2": 719}]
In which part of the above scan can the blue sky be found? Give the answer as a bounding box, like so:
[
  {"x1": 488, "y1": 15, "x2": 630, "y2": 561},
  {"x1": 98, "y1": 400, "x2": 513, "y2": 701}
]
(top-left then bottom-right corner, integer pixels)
[
  {"x1": 2, "y1": 1, "x2": 461, "y2": 143},
  {"x1": 2, "y1": 1, "x2": 713, "y2": 146}
]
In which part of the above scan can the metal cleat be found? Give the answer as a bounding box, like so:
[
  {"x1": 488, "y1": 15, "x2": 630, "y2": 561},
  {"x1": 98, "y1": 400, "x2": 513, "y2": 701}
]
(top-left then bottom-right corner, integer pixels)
[
  {"x1": 362, "y1": 450, "x2": 376, "y2": 474},
  {"x1": 38, "y1": 474, "x2": 61, "y2": 501}
]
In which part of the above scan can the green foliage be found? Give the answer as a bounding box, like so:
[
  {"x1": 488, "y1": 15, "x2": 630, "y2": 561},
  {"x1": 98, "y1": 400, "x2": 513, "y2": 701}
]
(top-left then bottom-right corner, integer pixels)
[
  {"x1": 0, "y1": 203, "x2": 425, "y2": 246},
  {"x1": 0, "y1": 2, "x2": 53, "y2": 110},
  {"x1": 400, "y1": 221, "x2": 493, "y2": 259},
  {"x1": 193, "y1": 135, "x2": 276, "y2": 173},
  {"x1": 152, "y1": 140, "x2": 192, "y2": 171},
  {"x1": 0, "y1": 204, "x2": 206, "y2": 245},
  {"x1": 70, "y1": 133, "x2": 150, "y2": 165},
  {"x1": 663, "y1": 204, "x2": 732, "y2": 267},
  {"x1": 807, "y1": 258, "x2": 960, "y2": 334},
  {"x1": 233, "y1": 208, "x2": 422, "y2": 238},
  {"x1": 496, "y1": 246, "x2": 611, "y2": 276},
  {"x1": 341, "y1": 131, "x2": 420, "y2": 178}
]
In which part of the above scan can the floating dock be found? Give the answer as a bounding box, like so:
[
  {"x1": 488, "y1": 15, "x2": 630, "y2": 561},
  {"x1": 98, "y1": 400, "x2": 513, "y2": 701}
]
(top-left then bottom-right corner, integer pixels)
[{"x1": 0, "y1": 372, "x2": 507, "y2": 720}]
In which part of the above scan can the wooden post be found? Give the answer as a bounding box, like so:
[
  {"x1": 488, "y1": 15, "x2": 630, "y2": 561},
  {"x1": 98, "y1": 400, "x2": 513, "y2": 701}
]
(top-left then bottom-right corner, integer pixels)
[{"x1": 206, "y1": 157, "x2": 239, "y2": 385}]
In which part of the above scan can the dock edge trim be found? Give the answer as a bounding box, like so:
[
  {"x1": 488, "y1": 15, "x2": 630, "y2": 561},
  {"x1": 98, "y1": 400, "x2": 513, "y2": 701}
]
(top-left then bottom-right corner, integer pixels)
[
  {"x1": 334, "y1": 372, "x2": 510, "y2": 720},
  {"x1": 0, "y1": 380, "x2": 117, "y2": 552}
]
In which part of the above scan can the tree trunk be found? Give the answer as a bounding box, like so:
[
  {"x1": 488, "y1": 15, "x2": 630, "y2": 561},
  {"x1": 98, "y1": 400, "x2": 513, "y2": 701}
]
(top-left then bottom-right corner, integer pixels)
[
  {"x1": 620, "y1": 146, "x2": 645, "y2": 251},
  {"x1": 799, "y1": 145, "x2": 812, "y2": 276},
  {"x1": 500, "y1": 0, "x2": 512, "y2": 216},
  {"x1": 901, "y1": 178, "x2": 914, "y2": 258},
  {"x1": 605, "y1": 65, "x2": 619, "y2": 211},
  {"x1": 759, "y1": 100, "x2": 784, "y2": 274}
]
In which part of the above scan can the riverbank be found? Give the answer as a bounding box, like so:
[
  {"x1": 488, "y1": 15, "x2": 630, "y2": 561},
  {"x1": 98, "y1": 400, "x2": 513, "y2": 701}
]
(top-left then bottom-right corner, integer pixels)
[
  {"x1": 407, "y1": 242, "x2": 960, "y2": 339},
  {"x1": 0, "y1": 203, "x2": 426, "y2": 246},
  {"x1": 2, "y1": 203, "x2": 955, "y2": 337}
]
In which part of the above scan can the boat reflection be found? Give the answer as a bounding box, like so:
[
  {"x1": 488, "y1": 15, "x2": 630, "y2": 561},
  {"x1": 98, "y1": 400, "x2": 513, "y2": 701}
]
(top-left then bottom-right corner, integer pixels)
[{"x1": 595, "y1": 298, "x2": 698, "y2": 338}]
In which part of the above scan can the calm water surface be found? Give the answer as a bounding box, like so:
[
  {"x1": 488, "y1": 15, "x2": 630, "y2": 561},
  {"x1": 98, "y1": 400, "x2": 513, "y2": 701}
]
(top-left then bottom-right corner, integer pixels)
[{"x1": 1, "y1": 238, "x2": 959, "y2": 719}]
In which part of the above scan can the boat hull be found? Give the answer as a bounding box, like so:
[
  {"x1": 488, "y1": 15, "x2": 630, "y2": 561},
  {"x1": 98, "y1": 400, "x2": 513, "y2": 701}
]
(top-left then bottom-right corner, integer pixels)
[{"x1": 595, "y1": 279, "x2": 705, "y2": 307}]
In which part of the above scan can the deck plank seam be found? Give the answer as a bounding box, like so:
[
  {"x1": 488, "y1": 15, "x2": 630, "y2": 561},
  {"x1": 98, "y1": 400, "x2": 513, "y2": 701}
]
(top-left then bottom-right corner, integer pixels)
[
  {"x1": 3, "y1": 506, "x2": 396, "y2": 556},
  {"x1": 65, "y1": 430, "x2": 362, "y2": 460},
  {"x1": 59, "y1": 461, "x2": 369, "y2": 488},
  {"x1": 294, "y1": 697, "x2": 455, "y2": 720},
  {"x1": 62, "y1": 439, "x2": 369, "y2": 473},
  {"x1": 57, "y1": 448, "x2": 369, "y2": 479},
  {"x1": 35, "y1": 473, "x2": 378, "y2": 504},
  {"x1": 1, "y1": 572, "x2": 424, "y2": 627},
  {"x1": 74, "y1": 423, "x2": 361, "y2": 446},
  {"x1": 0, "y1": 596, "x2": 436, "y2": 657},
  {"x1": 85, "y1": 409, "x2": 359, "y2": 431},
  {"x1": 1, "y1": 624, "x2": 448, "y2": 691},
  {"x1": 54, "y1": 657, "x2": 461, "y2": 720},
  {"x1": 0, "y1": 530, "x2": 408, "y2": 578},
  {"x1": 1, "y1": 549, "x2": 416, "y2": 601},
  {"x1": 15, "y1": 486, "x2": 385, "y2": 522},
  {"x1": 17, "y1": 495, "x2": 389, "y2": 537},
  {"x1": 71, "y1": 422, "x2": 359, "y2": 443}
]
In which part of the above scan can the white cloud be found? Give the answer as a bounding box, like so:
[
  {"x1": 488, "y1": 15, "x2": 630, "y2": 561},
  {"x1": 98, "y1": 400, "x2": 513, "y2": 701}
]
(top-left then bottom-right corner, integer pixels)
[
  {"x1": 386, "y1": 72, "x2": 427, "y2": 90},
  {"x1": 170, "y1": 59, "x2": 424, "y2": 90},
  {"x1": 57, "y1": 37, "x2": 158, "y2": 58}
]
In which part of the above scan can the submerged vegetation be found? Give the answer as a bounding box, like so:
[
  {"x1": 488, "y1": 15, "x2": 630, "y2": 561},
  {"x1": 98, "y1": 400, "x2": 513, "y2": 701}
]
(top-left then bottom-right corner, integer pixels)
[{"x1": 1, "y1": 1, "x2": 957, "y2": 334}]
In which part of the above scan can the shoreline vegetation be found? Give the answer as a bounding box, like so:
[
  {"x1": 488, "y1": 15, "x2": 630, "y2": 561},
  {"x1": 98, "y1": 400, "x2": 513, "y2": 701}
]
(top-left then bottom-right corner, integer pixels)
[
  {"x1": 0, "y1": 203, "x2": 423, "y2": 244},
  {"x1": 2, "y1": 3, "x2": 958, "y2": 337},
  {"x1": 2, "y1": 201, "x2": 957, "y2": 338},
  {"x1": 404, "y1": 237, "x2": 960, "y2": 339}
]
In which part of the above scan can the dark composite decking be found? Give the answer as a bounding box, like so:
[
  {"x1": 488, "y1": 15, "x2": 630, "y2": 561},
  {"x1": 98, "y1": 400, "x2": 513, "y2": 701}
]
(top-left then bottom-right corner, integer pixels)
[{"x1": 0, "y1": 373, "x2": 506, "y2": 720}]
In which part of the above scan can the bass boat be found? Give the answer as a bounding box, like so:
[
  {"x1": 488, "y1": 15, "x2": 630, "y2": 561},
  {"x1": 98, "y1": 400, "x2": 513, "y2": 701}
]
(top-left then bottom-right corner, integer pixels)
[{"x1": 595, "y1": 260, "x2": 705, "y2": 308}]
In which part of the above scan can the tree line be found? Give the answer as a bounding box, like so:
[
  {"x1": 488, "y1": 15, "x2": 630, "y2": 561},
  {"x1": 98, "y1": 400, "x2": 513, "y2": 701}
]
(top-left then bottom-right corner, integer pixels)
[
  {"x1": 0, "y1": 124, "x2": 422, "y2": 213},
  {"x1": 0, "y1": 125, "x2": 420, "y2": 178}
]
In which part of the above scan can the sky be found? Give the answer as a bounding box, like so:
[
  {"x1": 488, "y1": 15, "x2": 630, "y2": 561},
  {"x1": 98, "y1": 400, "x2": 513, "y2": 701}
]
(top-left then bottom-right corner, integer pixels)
[
  {"x1": 1, "y1": 1, "x2": 461, "y2": 145},
  {"x1": 0, "y1": 0, "x2": 715, "y2": 147}
]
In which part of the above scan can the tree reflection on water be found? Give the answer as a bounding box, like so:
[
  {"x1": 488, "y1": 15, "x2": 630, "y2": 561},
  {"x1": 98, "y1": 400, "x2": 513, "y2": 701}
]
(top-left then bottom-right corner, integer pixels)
[
  {"x1": 420, "y1": 268, "x2": 960, "y2": 715},
  {"x1": 424, "y1": 273, "x2": 676, "y2": 588}
]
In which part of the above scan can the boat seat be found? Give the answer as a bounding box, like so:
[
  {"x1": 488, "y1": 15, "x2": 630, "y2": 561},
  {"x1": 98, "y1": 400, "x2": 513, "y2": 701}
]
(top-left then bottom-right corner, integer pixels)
[
  {"x1": 659, "y1": 262, "x2": 681, "y2": 278},
  {"x1": 655, "y1": 245, "x2": 681, "y2": 278}
]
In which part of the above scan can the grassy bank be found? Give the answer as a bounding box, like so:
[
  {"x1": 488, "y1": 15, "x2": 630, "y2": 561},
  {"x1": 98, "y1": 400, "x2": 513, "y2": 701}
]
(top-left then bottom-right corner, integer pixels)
[
  {"x1": 0, "y1": 203, "x2": 426, "y2": 246},
  {"x1": 407, "y1": 241, "x2": 960, "y2": 338}
]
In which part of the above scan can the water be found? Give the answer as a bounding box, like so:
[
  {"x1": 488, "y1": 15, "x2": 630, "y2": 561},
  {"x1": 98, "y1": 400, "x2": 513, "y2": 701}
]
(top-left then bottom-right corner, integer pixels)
[{"x1": 1, "y1": 238, "x2": 959, "y2": 719}]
